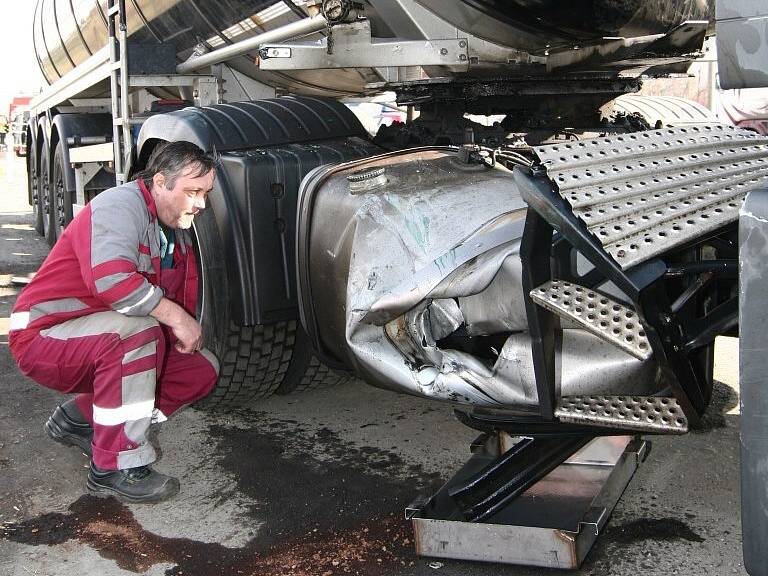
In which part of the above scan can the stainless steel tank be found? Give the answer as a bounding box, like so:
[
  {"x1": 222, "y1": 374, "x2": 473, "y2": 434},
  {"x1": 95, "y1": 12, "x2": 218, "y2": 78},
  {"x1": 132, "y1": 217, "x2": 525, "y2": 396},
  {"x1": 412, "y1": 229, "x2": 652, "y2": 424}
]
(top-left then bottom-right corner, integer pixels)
[
  {"x1": 32, "y1": 0, "x2": 372, "y2": 96},
  {"x1": 415, "y1": 0, "x2": 713, "y2": 50},
  {"x1": 33, "y1": 0, "x2": 715, "y2": 95}
]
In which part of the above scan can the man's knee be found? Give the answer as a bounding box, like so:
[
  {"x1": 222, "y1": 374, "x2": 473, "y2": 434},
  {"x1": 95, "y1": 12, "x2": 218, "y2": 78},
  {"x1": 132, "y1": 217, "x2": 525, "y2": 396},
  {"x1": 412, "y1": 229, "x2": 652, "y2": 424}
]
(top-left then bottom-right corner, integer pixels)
[{"x1": 40, "y1": 311, "x2": 162, "y2": 343}]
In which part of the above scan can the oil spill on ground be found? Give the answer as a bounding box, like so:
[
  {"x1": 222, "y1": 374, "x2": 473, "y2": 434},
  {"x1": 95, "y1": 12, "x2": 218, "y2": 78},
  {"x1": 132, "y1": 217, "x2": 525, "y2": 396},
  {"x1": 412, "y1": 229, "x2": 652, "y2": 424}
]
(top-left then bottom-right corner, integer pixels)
[
  {"x1": 580, "y1": 517, "x2": 706, "y2": 575},
  {"x1": 207, "y1": 409, "x2": 444, "y2": 549},
  {"x1": 2, "y1": 409, "x2": 442, "y2": 575},
  {"x1": 603, "y1": 517, "x2": 705, "y2": 544},
  {"x1": 1, "y1": 495, "x2": 413, "y2": 575}
]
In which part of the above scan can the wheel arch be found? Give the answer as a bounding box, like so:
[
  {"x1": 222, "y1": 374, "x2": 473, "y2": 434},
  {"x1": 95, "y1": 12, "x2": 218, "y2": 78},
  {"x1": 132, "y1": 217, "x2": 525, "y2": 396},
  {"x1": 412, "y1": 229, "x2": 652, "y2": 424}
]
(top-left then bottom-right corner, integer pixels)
[{"x1": 135, "y1": 133, "x2": 255, "y2": 327}]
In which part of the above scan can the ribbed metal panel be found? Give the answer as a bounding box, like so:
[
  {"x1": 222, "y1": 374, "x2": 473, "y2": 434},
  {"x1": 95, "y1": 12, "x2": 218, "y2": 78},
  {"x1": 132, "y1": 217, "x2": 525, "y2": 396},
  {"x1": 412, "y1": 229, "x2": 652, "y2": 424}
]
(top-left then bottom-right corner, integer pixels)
[
  {"x1": 533, "y1": 124, "x2": 768, "y2": 269},
  {"x1": 612, "y1": 94, "x2": 718, "y2": 127}
]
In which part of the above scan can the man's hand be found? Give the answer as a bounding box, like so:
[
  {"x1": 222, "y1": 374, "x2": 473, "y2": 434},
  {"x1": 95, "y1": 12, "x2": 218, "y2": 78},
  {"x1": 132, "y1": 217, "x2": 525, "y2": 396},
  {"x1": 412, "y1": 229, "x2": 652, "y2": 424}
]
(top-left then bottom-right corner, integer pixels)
[
  {"x1": 170, "y1": 312, "x2": 203, "y2": 353},
  {"x1": 150, "y1": 297, "x2": 203, "y2": 354}
]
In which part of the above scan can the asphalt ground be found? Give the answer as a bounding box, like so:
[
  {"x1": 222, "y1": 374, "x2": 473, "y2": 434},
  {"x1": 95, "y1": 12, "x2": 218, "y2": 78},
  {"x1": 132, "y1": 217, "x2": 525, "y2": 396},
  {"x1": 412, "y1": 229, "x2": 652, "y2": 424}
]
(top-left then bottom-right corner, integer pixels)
[{"x1": 0, "y1": 149, "x2": 748, "y2": 576}]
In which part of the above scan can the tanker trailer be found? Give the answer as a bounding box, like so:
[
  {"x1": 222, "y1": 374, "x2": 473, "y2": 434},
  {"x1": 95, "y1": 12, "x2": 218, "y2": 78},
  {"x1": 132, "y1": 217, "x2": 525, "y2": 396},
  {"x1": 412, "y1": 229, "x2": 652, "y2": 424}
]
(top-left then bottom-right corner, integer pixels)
[
  {"x1": 26, "y1": 0, "x2": 751, "y2": 437},
  {"x1": 25, "y1": 0, "x2": 767, "y2": 569},
  {"x1": 29, "y1": 0, "x2": 766, "y2": 490}
]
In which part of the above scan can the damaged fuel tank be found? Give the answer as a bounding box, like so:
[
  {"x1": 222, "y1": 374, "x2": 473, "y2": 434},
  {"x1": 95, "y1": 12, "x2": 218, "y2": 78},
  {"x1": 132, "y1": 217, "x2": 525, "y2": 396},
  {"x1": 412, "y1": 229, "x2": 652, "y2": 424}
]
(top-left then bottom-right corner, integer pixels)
[{"x1": 297, "y1": 148, "x2": 667, "y2": 410}]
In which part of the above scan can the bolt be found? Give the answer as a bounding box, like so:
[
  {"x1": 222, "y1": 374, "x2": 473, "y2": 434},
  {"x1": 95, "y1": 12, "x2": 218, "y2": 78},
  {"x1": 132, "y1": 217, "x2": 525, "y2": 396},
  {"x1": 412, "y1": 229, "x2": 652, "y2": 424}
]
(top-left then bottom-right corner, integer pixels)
[
  {"x1": 459, "y1": 40, "x2": 467, "y2": 48},
  {"x1": 459, "y1": 54, "x2": 467, "y2": 61},
  {"x1": 440, "y1": 48, "x2": 448, "y2": 56}
]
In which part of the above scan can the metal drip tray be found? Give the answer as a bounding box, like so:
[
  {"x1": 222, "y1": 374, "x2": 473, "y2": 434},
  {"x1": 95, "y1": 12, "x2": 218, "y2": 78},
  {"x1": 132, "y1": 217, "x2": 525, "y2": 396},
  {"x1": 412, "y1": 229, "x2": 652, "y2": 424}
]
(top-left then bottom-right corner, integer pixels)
[{"x1": 407, "y1": 435, "x2": 646, "y2": 569}]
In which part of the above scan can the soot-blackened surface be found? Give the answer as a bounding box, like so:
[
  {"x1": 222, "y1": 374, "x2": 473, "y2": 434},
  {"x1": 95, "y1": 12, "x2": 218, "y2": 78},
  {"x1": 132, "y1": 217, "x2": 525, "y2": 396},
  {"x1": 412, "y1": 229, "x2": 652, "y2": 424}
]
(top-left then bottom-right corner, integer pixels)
[
  {"x1": 1, "y1": 409, "x2": 443, "y2": 575},
  {"x1": 694, "y1": 380, "x2": 739, "y2": 433},
  {"x1": 603, "y1": 517, "x2": 705, "y2": 545},
  {"x1": 208, "y1": 409, "x2": 443, "y2": 547}
]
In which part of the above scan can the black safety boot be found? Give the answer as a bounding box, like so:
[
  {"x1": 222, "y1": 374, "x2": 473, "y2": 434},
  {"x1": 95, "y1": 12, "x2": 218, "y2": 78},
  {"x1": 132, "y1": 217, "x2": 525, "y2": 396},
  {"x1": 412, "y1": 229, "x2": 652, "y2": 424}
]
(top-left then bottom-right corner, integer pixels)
[
  {"x1": 45, "y1": 399, "x2": 93, "y2": 455},
  {"x1": 87, "y1": 462, "x2": 180, "y2": 503}
]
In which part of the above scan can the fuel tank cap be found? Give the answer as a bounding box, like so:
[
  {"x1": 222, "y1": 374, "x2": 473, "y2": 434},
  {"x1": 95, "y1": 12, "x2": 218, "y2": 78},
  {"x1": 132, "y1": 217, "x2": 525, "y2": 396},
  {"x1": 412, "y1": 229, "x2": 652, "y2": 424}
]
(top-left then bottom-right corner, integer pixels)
[{"x1": 347, "y1": 167, "x2": 387, "y2": 193}]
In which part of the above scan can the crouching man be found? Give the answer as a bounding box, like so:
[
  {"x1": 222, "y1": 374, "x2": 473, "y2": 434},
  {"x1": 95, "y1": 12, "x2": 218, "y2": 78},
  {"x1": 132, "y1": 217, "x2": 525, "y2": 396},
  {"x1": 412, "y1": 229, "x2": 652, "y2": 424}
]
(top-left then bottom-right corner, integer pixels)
[{"x1": 9, "y1": 141, "x2": 220, "y2": 503}]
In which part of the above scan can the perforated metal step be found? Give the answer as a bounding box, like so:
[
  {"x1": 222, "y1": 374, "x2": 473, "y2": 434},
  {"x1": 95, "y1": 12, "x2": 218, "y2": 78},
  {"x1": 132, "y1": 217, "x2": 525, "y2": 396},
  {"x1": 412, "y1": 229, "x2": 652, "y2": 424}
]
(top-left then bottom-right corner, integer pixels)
[
  {"x1": 556, "y1": 395, "x2": 688, "y2": 434},
  {"x1": 529, "y1": 280, "x2": 651, "y2": 360},
  {"x1": 534, "y1": 124, "x2": 768, "y2": 269}
]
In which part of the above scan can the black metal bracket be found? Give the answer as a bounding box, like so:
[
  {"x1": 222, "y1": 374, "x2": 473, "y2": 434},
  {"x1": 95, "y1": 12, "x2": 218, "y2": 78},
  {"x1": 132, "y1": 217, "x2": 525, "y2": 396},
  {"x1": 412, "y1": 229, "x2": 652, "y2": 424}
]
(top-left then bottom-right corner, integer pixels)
[
  {"x1": 448, "y1": 435, "x2": 593, "y2": 522},
  {"x1": 512, "y1": 165, "x2": 732, "y2": 427},
  {"x1": 520, "y1": 210, "x2": 557, "y2": 421}
]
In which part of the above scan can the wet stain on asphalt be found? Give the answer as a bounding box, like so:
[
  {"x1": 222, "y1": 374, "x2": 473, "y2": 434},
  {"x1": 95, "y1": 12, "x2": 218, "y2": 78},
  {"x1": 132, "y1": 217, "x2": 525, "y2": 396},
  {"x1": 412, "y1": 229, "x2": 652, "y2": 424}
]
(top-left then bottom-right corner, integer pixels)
[
  {"x1": 1, "y1": 408, "x2": 444, "y2": 575},
  {"x1": 693, "y1": 381, "x2": 738, "y2": 433},
  {"x1": 603, "y1": 517, "x2": 705, "y2": 544},
  {"x1": 579, "y1": 517, "x2": 706, "y2": 575},
  {"x1": 207, "y1": 410, "x2": 443, "y2": 548}
]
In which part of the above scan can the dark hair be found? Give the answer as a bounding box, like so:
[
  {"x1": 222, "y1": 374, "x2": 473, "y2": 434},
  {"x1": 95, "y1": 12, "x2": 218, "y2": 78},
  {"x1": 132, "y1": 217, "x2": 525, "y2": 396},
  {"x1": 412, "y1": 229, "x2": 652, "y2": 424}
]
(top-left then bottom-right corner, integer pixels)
[{"x1": 137, "y1": 141, "x2": 219, "y2": 189}]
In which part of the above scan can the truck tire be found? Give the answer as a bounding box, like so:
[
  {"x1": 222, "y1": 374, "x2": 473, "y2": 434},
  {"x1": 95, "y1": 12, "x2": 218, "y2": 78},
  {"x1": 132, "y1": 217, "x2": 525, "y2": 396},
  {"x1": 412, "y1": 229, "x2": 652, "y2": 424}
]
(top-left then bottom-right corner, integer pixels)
[
  {"x1": 275, "y1": 326, "x2": 351, "y2": 395},
  {"x1": 192, "y1": 206, "x2": 295, "y2": 408},
  {"x1": 51, "y1": 142, "x2": 73, "y2": 241},
  {"x1": 29, "y1": 146, "x2": 43, "y2": 236},
  {"x1": 39, "y1": 144, "x2": 55, "y2": 246}
]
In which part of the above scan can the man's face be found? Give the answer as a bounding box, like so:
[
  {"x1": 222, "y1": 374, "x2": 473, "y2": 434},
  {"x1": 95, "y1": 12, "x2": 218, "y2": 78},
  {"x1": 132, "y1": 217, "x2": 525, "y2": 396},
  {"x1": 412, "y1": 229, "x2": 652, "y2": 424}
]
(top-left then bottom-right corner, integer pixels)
[{"x1": 152, "y1": 166, "x2": 215, "y2": 229}]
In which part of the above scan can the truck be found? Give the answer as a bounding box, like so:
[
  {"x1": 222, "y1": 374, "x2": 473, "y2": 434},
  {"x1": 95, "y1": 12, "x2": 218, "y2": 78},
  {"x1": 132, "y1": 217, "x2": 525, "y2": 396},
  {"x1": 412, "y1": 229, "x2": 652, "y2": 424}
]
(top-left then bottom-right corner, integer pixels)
[{"x1": 24, "y1": 0, "x2": 768, "y2": 572}]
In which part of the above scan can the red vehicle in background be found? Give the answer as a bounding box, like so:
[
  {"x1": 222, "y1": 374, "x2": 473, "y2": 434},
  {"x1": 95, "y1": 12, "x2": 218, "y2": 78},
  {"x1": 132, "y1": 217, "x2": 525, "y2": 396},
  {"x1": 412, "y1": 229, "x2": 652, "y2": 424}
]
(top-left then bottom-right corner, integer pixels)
[{"x1": 7, "y1": 96, "x2": 31, "y2": 156}]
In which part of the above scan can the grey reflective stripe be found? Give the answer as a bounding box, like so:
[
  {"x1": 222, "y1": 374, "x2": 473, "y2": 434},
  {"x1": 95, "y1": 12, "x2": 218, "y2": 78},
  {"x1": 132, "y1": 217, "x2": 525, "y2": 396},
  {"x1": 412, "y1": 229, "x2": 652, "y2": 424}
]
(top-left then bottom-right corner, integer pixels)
[
  {"x1": 116, "y1": 441, "x2": 157, "y2": 469},
  {"x1": 116, "y1": 285, "x2": 157, "y2": 314},
  {"x1": 122, "y1": 340, "x2": 157, "y2": 364},
  {"x1": 95, "y1": 272, "x2": 137, "y2": 294},
  {"x1": 123, "y1": 417, "x2": 152, "y2": 443},
  {"x1": 28, "y1": 298, "x2": 89, "y2": 323},
  {"x1": 121, "y1": 369, "x2": 157, "y2": 406},
  {"x1": 199, "y1": 347, "x2": 220, "y2": 376},
  {"x1": 39, "y1": 311, "x2": 160, "y2": 340}
]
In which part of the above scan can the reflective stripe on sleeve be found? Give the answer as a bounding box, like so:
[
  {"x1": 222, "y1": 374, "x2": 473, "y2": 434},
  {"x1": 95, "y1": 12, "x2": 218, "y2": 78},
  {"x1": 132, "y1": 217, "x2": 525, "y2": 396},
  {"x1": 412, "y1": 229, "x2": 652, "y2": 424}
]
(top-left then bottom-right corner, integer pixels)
[{"x1": 116, "y1": 286, "x2": 156, "y2": 314}]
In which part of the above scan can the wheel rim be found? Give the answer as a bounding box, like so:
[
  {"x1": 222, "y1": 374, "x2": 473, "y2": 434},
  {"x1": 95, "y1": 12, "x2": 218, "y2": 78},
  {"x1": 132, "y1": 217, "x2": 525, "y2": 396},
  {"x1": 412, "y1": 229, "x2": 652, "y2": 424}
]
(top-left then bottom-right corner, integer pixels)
[
  {"x1": 30, "y1": 168, "x2": 38, "y2": 209},
  {"x1": 54, "y1": 168, "x2": 65, "y2": 236},
  {"x1": 40, "y1": 162, "x2": 50, "y2": 239}
]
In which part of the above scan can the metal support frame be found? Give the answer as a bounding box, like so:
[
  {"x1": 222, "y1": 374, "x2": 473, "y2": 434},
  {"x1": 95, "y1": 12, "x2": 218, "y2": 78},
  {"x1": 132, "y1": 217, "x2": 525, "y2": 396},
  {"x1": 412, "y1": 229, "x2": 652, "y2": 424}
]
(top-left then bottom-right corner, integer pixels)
[
  {"x1": 519, "y1": 210, "x2": 557, "y2": 421},
  {"x1": 70, "y1": 142, "x2": 113, "y2": 215},
  {"x1": 258, "y1": 19, "x2": 469, "y2": 71},
  {"x1": 447, "y1": 434, "x2": 593, "y2": 522},
  {"x1": 107, "y1": 0, "x2": 130, "y2": 185},
  {"x1": 176, "y1": 13, "x2": 330, "y2": 74}
]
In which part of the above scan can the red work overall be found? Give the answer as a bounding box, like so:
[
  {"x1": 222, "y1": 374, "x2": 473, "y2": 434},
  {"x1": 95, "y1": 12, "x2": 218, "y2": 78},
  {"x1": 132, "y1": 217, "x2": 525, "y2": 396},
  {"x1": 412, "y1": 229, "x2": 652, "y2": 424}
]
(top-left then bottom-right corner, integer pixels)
[{"x1": 14, "y1": 234, "x2": 218, "y2": 471}]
